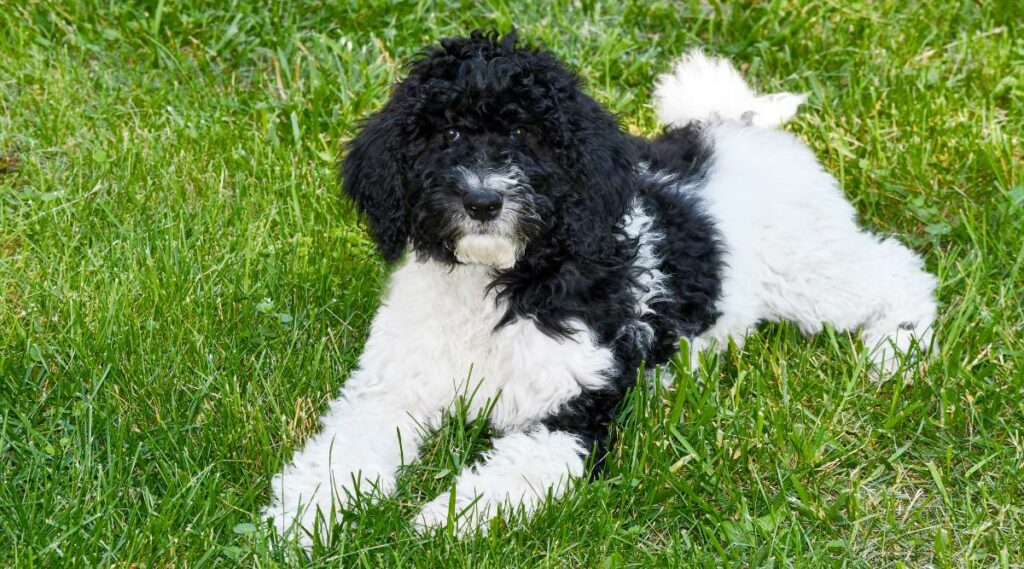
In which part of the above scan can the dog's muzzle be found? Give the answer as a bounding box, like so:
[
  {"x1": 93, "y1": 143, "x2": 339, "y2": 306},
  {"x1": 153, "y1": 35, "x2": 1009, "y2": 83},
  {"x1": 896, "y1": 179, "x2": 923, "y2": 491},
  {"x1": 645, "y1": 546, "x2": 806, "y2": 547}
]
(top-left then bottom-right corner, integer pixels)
[{"x1": 453, "y1": 165, "x2": 524, "y2": 269}]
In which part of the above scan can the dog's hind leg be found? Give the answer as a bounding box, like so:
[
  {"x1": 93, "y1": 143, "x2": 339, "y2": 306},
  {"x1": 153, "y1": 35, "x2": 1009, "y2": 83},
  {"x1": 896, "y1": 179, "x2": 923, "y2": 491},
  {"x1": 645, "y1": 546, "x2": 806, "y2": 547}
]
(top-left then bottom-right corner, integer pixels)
[
  {"x1": 692, "y1": 120, "x2": 938, "y2": 377},
  {"x1": 764, "y1": 233, "x2": 939, "y2": 377}
]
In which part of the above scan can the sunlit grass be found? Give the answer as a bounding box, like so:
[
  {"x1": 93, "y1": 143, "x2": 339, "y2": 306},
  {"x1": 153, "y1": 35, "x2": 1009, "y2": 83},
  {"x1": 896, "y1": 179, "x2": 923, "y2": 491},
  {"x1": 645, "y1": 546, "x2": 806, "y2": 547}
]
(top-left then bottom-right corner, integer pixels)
[{"x1": 1, "y1": 1, "x2": 1021, "y2": 566}]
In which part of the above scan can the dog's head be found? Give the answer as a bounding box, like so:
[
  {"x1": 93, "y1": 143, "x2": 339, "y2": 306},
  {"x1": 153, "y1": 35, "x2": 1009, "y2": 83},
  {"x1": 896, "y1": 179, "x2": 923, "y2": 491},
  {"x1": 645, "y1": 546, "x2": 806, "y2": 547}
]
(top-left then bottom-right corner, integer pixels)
[{"x1": 342, "y1": 30, "x2": 636, "y2": 268}]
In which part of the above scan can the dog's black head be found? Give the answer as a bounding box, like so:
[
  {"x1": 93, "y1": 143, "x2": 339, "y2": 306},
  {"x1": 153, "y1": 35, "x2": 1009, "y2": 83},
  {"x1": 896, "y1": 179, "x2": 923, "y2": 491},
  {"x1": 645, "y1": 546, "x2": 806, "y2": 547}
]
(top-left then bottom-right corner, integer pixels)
[{"x1": 342, "y1": 29, "x2": 637, "y2": 267}]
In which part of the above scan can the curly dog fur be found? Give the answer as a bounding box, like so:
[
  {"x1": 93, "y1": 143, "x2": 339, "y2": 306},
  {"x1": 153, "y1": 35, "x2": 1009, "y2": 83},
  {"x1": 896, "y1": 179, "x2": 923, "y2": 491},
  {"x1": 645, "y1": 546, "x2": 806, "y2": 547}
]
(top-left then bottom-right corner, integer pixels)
[{"x1": 264, "y1": 30, "x2": 937, "y2": 546}]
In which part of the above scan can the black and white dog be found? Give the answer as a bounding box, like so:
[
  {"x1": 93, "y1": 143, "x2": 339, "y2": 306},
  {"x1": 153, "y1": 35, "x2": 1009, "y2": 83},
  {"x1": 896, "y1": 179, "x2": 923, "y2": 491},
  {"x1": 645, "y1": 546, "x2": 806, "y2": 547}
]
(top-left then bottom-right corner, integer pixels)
[{"x1": 264, "y1": 30, "x2": 937, "y2": 545}]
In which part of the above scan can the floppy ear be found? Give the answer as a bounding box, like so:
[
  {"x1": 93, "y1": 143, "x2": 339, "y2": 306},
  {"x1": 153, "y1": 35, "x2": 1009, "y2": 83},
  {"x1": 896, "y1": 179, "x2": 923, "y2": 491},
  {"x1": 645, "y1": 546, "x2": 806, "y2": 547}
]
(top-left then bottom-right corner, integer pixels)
[
  {"x1": 557, "y1": 97, "x2": 637, "y2": 260},
  {"x1": 341, "y1": 107, "x2": 409, "y2": 263}
]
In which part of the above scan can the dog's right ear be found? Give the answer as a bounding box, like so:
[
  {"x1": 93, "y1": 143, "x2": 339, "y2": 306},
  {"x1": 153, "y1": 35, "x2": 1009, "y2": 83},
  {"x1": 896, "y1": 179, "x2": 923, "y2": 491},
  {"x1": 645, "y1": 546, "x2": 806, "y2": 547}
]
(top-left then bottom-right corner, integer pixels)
[{"x1": 342, "y1": 106, "x2": 409, "y2": 263}]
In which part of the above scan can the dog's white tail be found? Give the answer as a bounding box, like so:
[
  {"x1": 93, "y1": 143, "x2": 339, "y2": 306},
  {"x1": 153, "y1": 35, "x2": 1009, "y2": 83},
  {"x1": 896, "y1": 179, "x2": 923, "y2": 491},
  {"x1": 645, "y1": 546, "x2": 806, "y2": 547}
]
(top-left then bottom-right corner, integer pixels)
[{"x1": 653, "y1": 49, "x2": 807, "y2": 129}]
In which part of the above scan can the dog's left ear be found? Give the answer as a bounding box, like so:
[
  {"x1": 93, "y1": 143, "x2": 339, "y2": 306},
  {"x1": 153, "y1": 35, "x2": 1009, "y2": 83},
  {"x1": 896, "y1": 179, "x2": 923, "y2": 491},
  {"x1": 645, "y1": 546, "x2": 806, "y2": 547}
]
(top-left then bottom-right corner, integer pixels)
[
  {"x1": 557, "y1": 97, "x2": 637, "y2": 259},
  {"x1": 342, "y1": 105, "x2": 409, "y2": 263}
]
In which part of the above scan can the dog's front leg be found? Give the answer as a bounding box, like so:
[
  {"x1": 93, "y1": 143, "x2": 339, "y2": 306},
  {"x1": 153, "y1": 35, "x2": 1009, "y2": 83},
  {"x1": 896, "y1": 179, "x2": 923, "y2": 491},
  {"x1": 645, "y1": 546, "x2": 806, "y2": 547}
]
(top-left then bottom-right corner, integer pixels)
[
  {"x1": 264, "y1": 364, "x2": 441, "y2": 547},
  {"x1": 411, "y1": 317, "x2": 619, "y2": 536}
]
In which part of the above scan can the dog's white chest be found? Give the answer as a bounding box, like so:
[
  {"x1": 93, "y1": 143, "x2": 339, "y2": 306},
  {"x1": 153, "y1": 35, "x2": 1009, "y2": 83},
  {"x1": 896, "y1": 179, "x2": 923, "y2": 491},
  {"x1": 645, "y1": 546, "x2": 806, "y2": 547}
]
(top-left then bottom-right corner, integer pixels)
[{"x1": 353, "y1": 259, "x2": 613, "y2": 432}]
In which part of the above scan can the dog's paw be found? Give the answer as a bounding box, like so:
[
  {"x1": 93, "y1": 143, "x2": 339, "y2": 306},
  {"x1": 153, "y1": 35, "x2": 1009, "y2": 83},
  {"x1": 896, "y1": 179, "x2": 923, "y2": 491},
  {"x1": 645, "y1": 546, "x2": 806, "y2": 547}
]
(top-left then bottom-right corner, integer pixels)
[
  {"x1": 263, "y1": 500, "x2": 328, "y2": 550},
  {"x1": 412, "y1": 494, "x2": 453, "y2": 534},
  {"x1": 413, "y1": 491, "x2": 495, "y2": 538},
  {"x1": 865, "y1": 322, "x2": 935, "y2": 381},
  {"x1": 262, "y1": 471, "x2": 348, "y2": 550},
  {"x1": 263, "y1": 464, "x2": 395, "y2": 549}
]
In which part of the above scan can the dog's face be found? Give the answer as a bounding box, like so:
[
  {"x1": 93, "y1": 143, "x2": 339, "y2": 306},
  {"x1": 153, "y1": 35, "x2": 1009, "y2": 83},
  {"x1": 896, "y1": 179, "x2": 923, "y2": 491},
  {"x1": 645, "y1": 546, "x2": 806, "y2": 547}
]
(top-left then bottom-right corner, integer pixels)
[{"x1": 343, "y1": 30, "x2": 636, "y2": 268}]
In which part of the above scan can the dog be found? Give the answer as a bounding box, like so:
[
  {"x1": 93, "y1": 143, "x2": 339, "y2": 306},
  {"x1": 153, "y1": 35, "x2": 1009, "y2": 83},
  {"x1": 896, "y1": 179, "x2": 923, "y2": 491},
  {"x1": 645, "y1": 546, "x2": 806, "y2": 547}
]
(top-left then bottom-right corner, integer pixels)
[{"x1": 263, "y1": 30, "x2": 937, "y2": 546}]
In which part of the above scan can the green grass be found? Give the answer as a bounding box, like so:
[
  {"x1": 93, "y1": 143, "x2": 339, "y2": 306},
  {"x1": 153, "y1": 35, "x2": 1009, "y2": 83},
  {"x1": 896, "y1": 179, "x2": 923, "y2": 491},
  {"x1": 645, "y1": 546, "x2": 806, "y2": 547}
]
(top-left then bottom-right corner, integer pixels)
[{"x1": 1, "y1": 0, "x2": 1022, "y2": 566}]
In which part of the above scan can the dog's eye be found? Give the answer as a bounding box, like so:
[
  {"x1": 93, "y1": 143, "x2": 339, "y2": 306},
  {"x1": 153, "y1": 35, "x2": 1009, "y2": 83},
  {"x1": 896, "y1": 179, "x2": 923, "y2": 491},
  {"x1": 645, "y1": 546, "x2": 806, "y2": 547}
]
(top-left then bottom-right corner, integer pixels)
[
  {"x1": 442, "y1": 128, "x2": 462, "y2": 143},
  {"x1": 510, "y1": 126, "x2": 528, "y2": 140}
]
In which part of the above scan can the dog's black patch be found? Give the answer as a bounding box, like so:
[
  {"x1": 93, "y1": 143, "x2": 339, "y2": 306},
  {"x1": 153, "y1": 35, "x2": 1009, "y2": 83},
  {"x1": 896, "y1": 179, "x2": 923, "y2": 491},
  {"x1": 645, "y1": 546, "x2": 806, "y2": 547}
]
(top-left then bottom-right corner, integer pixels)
[{"x1": 539, "y1": 127, "x2": 722, "y2": 465}]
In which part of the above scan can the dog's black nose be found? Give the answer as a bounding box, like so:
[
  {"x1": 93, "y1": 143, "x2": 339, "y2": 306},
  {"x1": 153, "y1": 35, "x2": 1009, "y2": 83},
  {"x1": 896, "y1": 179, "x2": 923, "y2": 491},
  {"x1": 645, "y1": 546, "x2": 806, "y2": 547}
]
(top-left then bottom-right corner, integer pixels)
[{"x1": 463, "y1": 189, "x2": 503, "y2": 221}]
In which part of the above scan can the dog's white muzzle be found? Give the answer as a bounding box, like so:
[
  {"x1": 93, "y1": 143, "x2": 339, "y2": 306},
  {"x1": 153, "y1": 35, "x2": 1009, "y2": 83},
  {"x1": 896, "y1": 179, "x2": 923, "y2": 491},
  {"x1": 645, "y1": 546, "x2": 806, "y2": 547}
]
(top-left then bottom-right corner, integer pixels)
[{"x1": 454, "y1": 234, "x2": 520, "y2": 269}]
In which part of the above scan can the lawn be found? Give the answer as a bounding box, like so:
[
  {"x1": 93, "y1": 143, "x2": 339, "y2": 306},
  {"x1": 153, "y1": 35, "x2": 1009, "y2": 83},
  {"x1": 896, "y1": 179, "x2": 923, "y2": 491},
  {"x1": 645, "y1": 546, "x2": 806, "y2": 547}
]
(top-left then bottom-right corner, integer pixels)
[{"x1": 1, "y1": 0, "x2": 1022, "y2": 566}]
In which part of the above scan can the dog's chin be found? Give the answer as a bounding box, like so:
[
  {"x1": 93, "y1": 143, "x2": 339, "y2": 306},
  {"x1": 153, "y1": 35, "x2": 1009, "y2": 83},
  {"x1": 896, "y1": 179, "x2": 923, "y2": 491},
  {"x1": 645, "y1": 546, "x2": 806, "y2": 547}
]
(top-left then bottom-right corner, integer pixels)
[{"x1": 454, "y1": 234, "x2": 521, "y2": 269}]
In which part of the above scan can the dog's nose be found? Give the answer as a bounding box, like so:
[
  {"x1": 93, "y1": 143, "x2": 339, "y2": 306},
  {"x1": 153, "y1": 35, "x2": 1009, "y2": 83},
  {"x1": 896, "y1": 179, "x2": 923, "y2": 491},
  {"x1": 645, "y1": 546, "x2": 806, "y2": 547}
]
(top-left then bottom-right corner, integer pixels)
[{"x1": 463, "y1": 189, "x2": 503, "y2": 221}]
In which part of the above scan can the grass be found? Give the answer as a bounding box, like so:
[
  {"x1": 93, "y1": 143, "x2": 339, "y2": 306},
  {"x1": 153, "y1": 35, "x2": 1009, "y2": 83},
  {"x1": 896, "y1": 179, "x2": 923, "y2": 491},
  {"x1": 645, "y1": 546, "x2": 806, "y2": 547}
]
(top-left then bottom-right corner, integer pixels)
[{"x1": 1, "y1": 0, "x2": 1022, "y2": 566}]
